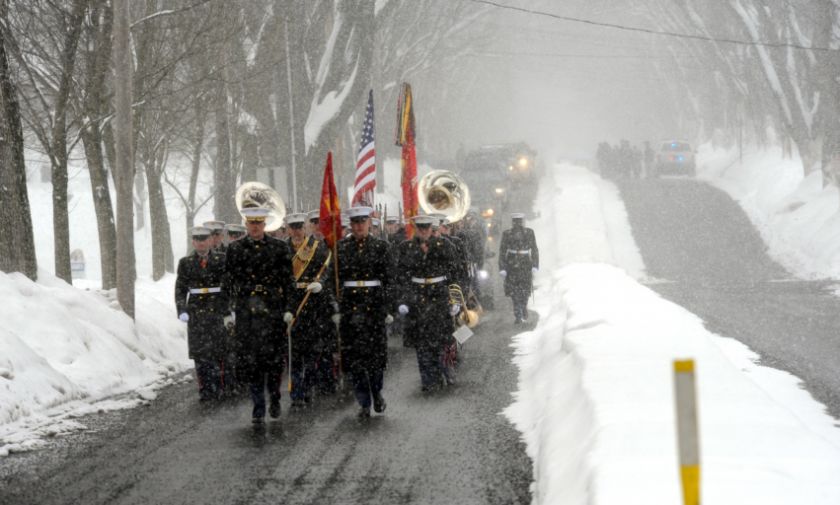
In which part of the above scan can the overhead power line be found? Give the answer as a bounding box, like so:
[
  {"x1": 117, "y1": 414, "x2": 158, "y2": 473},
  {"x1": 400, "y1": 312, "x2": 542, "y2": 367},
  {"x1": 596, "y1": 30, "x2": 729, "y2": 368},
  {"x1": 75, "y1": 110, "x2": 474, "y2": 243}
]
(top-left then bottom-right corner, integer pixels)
[{"x1": 468, "y1": 0, "x2": 839, "y2": 52}]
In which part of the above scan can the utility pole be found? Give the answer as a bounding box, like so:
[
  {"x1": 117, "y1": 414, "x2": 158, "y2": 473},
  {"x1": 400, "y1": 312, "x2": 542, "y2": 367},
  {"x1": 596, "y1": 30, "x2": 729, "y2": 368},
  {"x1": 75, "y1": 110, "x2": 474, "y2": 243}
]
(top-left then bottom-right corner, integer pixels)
[{"x1": 283, "y1": 13, "x2": 298, "y2": 211}]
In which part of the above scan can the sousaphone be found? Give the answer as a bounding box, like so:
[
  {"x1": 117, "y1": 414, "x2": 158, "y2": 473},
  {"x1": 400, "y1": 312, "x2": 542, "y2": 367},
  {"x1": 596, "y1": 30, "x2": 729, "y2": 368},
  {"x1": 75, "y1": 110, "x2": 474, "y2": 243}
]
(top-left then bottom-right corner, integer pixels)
[
  {"x1": 235, "y1": 181, "x2": 286, "y2": 232},
  {"x1": 418, "y1": 170, "x2": 471, "y2": 224}
]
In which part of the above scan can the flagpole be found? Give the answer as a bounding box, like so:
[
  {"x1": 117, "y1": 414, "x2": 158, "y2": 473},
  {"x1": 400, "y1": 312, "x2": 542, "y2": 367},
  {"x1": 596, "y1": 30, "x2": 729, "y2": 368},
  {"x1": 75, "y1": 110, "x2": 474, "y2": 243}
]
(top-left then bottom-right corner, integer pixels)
[{"x1": 333, "y1": 208, "x2": 343, "y2": 390}]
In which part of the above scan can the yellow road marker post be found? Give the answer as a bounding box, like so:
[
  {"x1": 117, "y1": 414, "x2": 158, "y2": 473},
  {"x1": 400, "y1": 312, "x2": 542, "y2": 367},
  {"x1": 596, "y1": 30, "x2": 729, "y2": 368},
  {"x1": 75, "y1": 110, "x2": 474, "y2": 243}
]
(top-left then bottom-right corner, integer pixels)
[{"x1": 674, "y1": 359, "x2": 700, "y2": 505}]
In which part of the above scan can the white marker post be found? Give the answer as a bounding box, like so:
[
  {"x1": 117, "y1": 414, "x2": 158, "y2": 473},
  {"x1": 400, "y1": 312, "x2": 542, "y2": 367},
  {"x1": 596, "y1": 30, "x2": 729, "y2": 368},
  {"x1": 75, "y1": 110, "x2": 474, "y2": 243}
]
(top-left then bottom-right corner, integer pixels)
[{"x1": 674, "y1": 359, "x2": 700, "y2": 505}]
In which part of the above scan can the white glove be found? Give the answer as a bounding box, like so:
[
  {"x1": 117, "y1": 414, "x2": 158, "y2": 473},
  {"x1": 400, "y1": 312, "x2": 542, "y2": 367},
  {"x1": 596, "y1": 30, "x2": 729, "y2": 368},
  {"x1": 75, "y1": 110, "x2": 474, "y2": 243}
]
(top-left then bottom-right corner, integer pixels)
[
  {"x1": 283, "y1": 311, "x2": 294, "y2": 324},
  {"x1": 384, "y1": 314, "x2": 394, "y2": 325},
  {"x1": 449, "y1": 304, "x2": 461, "y2": 316},
  {"x1": 306, "y1": 281, "x2": 323, "y2": 293},
  {"x1": 223, "y1": 313, "x2": 235, "y2": 329},
  {"x1": 398, "y1": 304, "x2": 409, "y2": 315},
  {"x1": 332, "y1": 313, "x2": 341, "y2": 325},
  {"x1": 532, "y1": 267, "x2": 538, "y2": 274},
  {"x1": 178, "y1": 312, "x2": 189, "y2": 322},
  {"x1": 499, "y1": 270, "x2": 507, "y2": 278}
]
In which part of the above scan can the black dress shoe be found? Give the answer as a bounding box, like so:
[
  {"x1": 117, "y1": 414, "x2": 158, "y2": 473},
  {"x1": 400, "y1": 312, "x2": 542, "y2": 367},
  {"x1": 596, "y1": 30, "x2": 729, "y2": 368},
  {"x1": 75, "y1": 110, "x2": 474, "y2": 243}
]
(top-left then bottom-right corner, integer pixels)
[
  {"x1": 252, "y1": 416, "x2": 265, "y2": 424},
  {"x1": 373, "y1": 393, "x2": 386, "y2": 413},
  {"x1": 357, "y1": 407, "x2": 371, "y2": 419},
  {"x1": 269, "y1": 400, "x2": 281, "y2": 418}
]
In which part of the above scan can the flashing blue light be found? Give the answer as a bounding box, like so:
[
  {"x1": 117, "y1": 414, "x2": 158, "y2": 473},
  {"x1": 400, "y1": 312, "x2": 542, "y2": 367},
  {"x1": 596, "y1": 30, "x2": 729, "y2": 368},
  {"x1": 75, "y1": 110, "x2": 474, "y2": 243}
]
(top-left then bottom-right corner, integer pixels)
[
  {"x1": 677, "y1": 155, "x2": 684, "y2": 162},
  {"x1": 671, "y1": 142, "x2": 678, "y2": 148}
]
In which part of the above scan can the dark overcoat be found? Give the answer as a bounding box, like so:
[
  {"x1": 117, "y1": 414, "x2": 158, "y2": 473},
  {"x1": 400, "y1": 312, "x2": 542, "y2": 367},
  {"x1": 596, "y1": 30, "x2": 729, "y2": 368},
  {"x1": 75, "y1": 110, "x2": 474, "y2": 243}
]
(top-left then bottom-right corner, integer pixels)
[
  {"x1": 336, "y1": 234, "x2": 395, "y2": 374},
  {"x1": 225, "y1": 235, "x2": 294, "y2": 367},
  {"x1": 396, "y1": 236, "x2": 460, "y2": 348},
  {"x1": 175, "y1": 250, "x2": 229, "y2": 360},
  {"x1": 286, "y1": 236, "x2": 337, "y2": 354},
  {"x1": 498, "y1": 226, "x2": 539, "y2": 298}
]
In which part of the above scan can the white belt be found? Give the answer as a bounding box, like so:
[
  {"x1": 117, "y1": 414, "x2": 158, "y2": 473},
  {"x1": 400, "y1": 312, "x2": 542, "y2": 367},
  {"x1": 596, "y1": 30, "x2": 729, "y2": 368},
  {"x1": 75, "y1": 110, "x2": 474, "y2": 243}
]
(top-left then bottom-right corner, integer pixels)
[
  {"x1": 411, "y1": 276, "x2": 446, "y2": 284},
  {"x1": 344, "y1": 280, "x2": 382, "y2": 287},
  {"x1": 507, "y1": 249, "x2": 531, "y2": 255},
  {"x1": 295, "y1": 282, "x2": 310, "y2": 289},
  {"x1": 189, "y1": 287, "x2": 221, "y2": 294}
]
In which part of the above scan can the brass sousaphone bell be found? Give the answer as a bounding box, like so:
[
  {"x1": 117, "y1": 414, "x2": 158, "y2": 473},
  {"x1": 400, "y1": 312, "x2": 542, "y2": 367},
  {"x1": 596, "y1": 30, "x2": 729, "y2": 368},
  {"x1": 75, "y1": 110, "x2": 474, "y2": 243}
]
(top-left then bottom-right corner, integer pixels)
[{"x1": 235, "y1": 181, "x2": 287, "y2": 232}]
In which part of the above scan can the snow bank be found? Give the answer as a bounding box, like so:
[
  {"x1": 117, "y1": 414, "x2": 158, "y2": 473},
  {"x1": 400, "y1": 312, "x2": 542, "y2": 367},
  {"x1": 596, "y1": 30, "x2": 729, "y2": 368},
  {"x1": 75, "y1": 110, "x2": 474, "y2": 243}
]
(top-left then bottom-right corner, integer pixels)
[
  {"x1": 0, "y1": 272, "x2": 190, "y2": 456},
  {"x1": 697, "y1": 144, "x2": 840, "y2": 280},
  {"x1": 506, "y1": 164, "x2": 840, "y2": 504}
]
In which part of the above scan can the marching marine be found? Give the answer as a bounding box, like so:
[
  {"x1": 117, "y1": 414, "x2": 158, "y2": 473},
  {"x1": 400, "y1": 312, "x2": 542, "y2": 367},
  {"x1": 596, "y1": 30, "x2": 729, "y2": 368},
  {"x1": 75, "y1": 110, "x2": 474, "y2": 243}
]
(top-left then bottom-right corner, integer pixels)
[
  {"x1": 203, "y1": 220, "x2": 226, "y2": 251},
  {"x1": 225, "y1": 207, "x2": 295, "y2": 423},
  {"x1": 396, "y1": 215, "x2": 463, "y2": 391},
  {"x1": 498, "y1": 213, "x2": 539, "y2": 324},
  {"x1": 175, "y1": 226, "x2": 230, "y2": 401},
  {"x1": 284, "y1": 213, "x2": 339, "y2": 407},
  {"x1": 336, "y1": 206, "x2": 396, "y2": 418}
]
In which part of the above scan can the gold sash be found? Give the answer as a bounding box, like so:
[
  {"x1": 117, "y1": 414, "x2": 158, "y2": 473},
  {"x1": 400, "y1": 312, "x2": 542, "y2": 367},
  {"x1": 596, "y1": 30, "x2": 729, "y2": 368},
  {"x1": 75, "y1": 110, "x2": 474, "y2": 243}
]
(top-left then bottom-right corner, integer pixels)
[{"x1": 292, "y1": 237, "x2": 319, "y2": 281}]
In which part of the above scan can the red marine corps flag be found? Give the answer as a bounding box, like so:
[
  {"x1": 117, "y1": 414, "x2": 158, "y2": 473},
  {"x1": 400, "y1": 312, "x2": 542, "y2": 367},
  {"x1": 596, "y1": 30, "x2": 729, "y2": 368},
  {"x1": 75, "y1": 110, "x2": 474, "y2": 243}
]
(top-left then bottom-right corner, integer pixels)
[
  {"x1": 352, "y1": 90, "x2": 376, "y2": 206},
  {"x1": 319, "y1": 152, "x2": 343, "y2": 249},
  {"x1": 395, "y1": 83, "x2": 418, "y2": 238}
]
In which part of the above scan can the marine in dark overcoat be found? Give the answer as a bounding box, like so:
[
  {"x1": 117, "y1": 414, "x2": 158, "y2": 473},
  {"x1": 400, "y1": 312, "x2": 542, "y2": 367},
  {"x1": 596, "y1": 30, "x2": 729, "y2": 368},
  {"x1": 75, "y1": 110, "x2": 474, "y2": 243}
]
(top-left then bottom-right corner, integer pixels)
[
  {"x1": 225, "y1": 213, "x2": 294, "y2": 422},
  {"x1": 175, "y1": 244, "x2": 229, "y2": 401},
  {"x1": 286, "y1": 232, "x2": 338, "y2": 404},
  {"x1": 337, "y1": 208, "x2": 396, "y2": 417},
  {"x1": 396, "y1": 218, "x2": 461, "y2": 390},
  {"x1": 498, "y1": 216, "x2": 539, "y2": 323}
]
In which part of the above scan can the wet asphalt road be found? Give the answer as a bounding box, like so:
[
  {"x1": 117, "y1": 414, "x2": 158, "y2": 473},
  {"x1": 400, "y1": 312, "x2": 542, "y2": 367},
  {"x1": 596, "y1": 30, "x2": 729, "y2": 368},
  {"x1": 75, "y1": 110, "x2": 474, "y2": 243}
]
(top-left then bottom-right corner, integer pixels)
[
  {"x1": 619, "y1": 177, "x2": 840, "y2": 419},
  {"x1": 0, "y1": 290, "x2": 533, "y2": 505}
]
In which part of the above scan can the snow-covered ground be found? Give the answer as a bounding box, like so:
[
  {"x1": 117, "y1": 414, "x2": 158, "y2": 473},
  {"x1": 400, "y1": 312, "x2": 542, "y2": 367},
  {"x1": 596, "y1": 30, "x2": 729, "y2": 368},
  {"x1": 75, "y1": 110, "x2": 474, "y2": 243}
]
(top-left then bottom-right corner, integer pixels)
[
  {"x1": 4, "y1": 145, "x2": 840, "y2": 505},
  {"x1": 505, "y1": 157, "x2": 840, "y2": 504}
]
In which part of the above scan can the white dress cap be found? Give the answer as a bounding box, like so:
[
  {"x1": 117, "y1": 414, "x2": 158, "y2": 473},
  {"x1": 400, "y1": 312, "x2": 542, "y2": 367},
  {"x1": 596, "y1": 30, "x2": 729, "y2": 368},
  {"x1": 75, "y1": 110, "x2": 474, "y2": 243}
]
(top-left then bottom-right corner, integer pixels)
[
  {"x1": 191, "y1": 226, "x2": 211, "y2": 237},
  {"x1": 241, "y1": 207, "x2": 271, "y2": 220},
  {"x1": 203, "y1": 220, "x2": 225, "y2": 231},
  {"x1": 284, "y1": 213, "x2": 307, "y2": 225},
  {"x1": 347, "y1": 206, "x2": 373, "y2": 218},
  {"x1": 411, "y1": 215, "x2": 436, "y2": 226}
]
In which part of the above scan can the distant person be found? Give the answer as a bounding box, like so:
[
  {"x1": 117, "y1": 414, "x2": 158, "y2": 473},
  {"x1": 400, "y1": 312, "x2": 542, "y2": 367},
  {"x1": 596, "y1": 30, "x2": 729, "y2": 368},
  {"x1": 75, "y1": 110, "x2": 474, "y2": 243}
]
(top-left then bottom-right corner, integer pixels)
[
  {"x1": 498, "y1": 213, "x2": 539, "y2": 324},
  {"x1": 643, "y1": 141, "x2": 655, "y2": 178}
]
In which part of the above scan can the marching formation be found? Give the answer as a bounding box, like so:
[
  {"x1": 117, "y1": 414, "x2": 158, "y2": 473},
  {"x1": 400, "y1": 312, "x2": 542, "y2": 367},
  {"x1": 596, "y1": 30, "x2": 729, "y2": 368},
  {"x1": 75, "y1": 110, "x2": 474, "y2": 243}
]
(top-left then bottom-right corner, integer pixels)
[{"x1": 175, "y1": 187, "x2": 538, "y2": 424}]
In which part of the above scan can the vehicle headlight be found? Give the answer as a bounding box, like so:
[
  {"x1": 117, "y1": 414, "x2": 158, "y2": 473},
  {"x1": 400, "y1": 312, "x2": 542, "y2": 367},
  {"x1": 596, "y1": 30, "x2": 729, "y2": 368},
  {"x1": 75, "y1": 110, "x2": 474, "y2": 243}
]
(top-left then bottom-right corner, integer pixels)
[
  {"x1": 518, "y1": 156, "x2": 529, "y2": 169},
  {"x1": 482, "y1": 208, "x2": 494, "y2": 218},
  {"x1": 494, "y1": 187, "x2": 504, "y2": 195},
  {"x1": 508, "y1": 165, "x2": 514, "y2": 172}
]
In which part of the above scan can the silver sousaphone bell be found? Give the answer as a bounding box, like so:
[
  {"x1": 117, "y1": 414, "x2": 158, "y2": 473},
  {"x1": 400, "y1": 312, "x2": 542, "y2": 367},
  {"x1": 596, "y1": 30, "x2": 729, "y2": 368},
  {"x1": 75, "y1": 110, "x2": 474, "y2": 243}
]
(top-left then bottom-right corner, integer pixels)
[
  {"x1": 418, "y1": 170, "x2": 471, "y2": 224},
  {"x1": 235, "y1": 181, "x2": 287, "y2": 232}
]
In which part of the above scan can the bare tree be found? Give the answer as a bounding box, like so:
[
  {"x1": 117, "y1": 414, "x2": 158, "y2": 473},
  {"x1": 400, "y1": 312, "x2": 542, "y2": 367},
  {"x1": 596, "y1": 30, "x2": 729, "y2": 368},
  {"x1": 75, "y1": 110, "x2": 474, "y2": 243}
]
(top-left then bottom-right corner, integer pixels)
[
  {"x1": 0, "y1": 0, "x2": 36, "y2": 279},
  {"x1": 78, "y1": 0, "x2": 117, "y2": 289},
  {"x1": 7, "y1": 0, "x2": 88, "y2": 283}
]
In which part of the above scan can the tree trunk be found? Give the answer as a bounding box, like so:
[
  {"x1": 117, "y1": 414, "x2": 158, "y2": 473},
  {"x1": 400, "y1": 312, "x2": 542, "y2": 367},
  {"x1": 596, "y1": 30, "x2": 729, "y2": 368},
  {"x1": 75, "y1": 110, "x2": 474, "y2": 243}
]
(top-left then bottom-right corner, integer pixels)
[
  {"x1": 0, "y1": 0, "x2": 36, "y2": 280},
  {"x1": 146, "y1": 142, "x2": 173, "y2": 280},
  {"x1": 50, "y1": 0, "x2": 87, "y2": 283},
  {"x1": 81, "y1": 0, "x2": 116, "y2": 289},
  {"x1": 113, "y1": 0, "x2": 135, "y2": 318},
  {"x1": 213, "y1": 79, "x2": 237, "y2": 222}
]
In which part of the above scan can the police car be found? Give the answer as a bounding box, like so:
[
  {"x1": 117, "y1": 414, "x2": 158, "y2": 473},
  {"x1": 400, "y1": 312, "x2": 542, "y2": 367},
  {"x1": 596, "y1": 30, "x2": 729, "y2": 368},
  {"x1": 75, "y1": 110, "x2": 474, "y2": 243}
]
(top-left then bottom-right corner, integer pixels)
[{"x1": 654, "y1": 140, "x2": 695, "y2": 176}]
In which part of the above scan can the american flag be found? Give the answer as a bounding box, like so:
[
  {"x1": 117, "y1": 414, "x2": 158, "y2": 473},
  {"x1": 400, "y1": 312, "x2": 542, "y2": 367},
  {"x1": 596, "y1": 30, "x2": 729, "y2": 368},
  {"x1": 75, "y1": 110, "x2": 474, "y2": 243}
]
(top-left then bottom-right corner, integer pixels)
[{"x1": 352, "y1": 90, "x2": 376, "y2": 206}]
